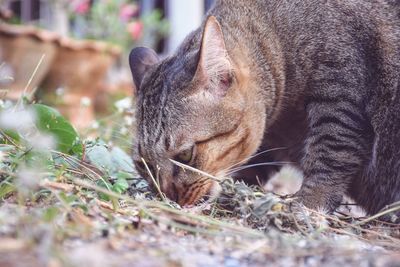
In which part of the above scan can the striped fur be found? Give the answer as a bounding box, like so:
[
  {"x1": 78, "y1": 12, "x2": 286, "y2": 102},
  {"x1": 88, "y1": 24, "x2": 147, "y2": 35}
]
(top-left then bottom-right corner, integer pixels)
[{"x1": 130, "y1": 0, "x2": 400, "y2": 215}]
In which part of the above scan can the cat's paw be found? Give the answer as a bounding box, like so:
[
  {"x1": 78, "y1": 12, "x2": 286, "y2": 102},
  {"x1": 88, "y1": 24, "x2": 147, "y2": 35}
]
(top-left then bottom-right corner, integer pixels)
[
  {"x1": 293, "y1": 187, "x2": 342, "y2": 214},
  {"x1": 288, "y1": 200, "x2": 331, "y2": 231}
]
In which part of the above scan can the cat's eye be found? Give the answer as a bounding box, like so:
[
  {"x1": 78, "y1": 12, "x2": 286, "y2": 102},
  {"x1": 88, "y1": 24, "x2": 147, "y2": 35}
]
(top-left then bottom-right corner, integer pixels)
[{"x1": 176, "y1": 146, "x2": 195, "y2": 164}]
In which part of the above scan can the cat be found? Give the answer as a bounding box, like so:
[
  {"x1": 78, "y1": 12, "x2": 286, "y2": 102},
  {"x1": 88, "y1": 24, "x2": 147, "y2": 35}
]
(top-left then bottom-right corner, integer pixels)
[{"x1": 129, "y1": 0, "x2": 400, "y2": 216}]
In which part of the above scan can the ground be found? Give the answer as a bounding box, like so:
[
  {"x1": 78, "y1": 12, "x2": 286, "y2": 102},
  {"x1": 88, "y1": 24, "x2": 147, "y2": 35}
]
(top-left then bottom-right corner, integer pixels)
[
  {"x1": 1, "y1": 169, "x2": 400, "y2": 267},
  {"x1": 0, "y1": 103, "x2": 399, "y2": 267}
]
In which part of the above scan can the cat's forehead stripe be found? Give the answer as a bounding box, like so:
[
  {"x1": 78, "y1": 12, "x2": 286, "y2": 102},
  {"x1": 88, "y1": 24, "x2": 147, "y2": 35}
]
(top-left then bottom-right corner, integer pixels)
[
  {"x1": 140, "y1": 79, "x2": 171, "y2": 155},
  {"x1": 140, "y1": 55, "x2": 196, "y2": 151},
  {"x1": 138, "y1": 30, "x2": 202, "y2": 158}
]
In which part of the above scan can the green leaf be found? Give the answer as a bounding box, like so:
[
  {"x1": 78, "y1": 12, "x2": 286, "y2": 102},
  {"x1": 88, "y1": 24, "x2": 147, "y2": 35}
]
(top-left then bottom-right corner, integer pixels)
[
  {"x1": 86, "y1": 144, "x2": 113, "y2": 173},
  {"x1": 0, "y1": 144, "x2": 15, "y2": 153},
  {"x1": 59, "y1": 191, "x2": 79, "y2": 205},
  {"x1": 24, "y1": 149, "x2": 53, "y2": 169},
  {"x1": 86, "y1": 143, "x2": 135, "y2": 175},
  {"x1": 32, "y1": 104, "x2": 83, "y2": 157},
  {"x1": 112, "y1": 173, "x2": 129, "y2": 194},
  {"x1": 1, "y1": 129, "x2": 20, "y2": 144},
  {"x1": 110, "y1": 147, "x2": 135, "y2": 173},
  {"x1": 96, "y1": 179, "x2": 113, "y2": 201},
  {"x1": 0, "y1": 183, "x2": 15, "y2": 199},
  {"x1": 42, "y1": 206, "x2": 59, "y2": 222}
]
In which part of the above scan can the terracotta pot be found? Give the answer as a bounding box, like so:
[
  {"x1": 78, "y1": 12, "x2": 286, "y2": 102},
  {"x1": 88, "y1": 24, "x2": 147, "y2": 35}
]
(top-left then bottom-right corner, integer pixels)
[
  {"x1": 42, "y1": 37, "x2": 121, "y2": 130},
  {"x1": 94, "y1": 69, "x2": 135, "y2": 115},
  {"x1": 0, "y1": 23, "x2": 58, "y2": 100}
]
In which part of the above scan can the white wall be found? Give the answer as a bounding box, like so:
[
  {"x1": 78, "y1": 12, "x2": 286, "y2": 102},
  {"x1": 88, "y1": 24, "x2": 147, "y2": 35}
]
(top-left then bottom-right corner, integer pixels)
[{"x1": 167, "y1": 0, "x2": 204, "y2": 53}]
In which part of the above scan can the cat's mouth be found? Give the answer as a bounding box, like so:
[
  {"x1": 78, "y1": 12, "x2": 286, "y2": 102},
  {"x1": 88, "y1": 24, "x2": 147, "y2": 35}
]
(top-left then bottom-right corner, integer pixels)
[{"x1": 177, "y1": 180, "x2": 220, "y2": 207}]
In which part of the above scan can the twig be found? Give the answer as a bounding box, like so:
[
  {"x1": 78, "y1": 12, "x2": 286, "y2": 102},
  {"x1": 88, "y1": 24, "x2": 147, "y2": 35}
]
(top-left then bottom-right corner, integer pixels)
[
  {"x1": 40, "y1": 179, "x2": 74, "y2": 192},
  {"x1": 142, "y1": 158, "x2": 166, "y2": 202},
  {"x1": 14, "y1": 54, "x2": 45, "y2": 109},
  {"x1": 0, "y1": 130, "x2": 22, "y2": 149},
  {"x1": 354, "y1": 203, "x2": 400, "y2": 226},
  {"x1": 169, "y1": 159, "x2": 220, "y2": 182},
  {"x1": 302, "y1": 206, "x2": 400, "y2": 247},
  {"x1": 51, "y1": 151, "x2": 103, "y2": 181}
]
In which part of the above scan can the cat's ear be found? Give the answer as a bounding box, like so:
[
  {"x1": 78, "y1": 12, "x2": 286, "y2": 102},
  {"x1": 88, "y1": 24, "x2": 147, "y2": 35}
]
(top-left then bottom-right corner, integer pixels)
[
  {"x1": 196, "y1": 16, "x2": 233, "y2": 96},
  {"x1": 129, "y1": 47, "x2": 159, "y2": 92}
]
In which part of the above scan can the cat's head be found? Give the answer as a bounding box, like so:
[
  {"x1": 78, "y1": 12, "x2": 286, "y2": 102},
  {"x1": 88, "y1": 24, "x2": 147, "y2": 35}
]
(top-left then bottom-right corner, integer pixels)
[{"x1": 129, "y1": 16, "x2": 266, "y2": 206}]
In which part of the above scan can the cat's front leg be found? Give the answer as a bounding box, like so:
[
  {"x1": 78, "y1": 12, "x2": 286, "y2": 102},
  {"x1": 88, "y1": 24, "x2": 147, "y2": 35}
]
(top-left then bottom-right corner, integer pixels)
[{"x1": 295, "y1": 100, "x2": 369, "y2": 212}]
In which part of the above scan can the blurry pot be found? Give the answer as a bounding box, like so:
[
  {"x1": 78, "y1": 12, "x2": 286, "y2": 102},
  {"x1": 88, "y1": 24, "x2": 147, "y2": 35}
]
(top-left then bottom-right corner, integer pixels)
[
  {"x1": 0, "y1": 23, "x2": 58, "y2": 100},
  {"x1": 42, "y1": 37, "x2": 121, "y2": 130}
]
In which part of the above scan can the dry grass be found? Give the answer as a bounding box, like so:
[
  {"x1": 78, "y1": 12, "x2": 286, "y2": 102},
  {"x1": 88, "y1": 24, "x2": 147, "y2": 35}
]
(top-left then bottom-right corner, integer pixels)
[{"x1": 1, "y1": 138, "x2": 400, "y2": 266}]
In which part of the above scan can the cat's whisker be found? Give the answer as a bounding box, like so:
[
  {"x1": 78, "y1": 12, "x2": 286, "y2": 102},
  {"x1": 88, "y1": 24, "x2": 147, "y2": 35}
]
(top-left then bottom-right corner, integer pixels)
[
  {"x1": 99, "y1": 118, "x2": 133, "y2": 126},
  {"x1": 107, "y1": 134, "x2": 134, "y2": 146},
  {"x1": 226, "y1": 161, "x2": 292, "y2": 176},
  {"x1": 169, "y1": 159, "x2": 220, "y2": 182},
  {"x1": 220, "y1": 147, "x2": 288, "y2": 174},
  {"x1": 109, "y1": 132, "x2": 133, "y2": 140}
]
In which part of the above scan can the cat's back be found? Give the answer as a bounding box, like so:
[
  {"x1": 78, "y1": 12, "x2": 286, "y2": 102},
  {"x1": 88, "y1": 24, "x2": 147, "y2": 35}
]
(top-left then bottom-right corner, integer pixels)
[
  {"x1": 211, "y1": 0, "x2": 400, "y2": 46},
  {"x1": 211, "y1": 0, "x2": 400, "y2": 101},
  {"x1": 214, "y1": 0, "x2": 400, "y2": 21}
]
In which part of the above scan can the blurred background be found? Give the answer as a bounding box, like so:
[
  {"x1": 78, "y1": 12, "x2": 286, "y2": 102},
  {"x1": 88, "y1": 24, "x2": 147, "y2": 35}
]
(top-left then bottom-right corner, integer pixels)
[{"x1": 0, "y1": 0, "x2": 215, "y2": 130}]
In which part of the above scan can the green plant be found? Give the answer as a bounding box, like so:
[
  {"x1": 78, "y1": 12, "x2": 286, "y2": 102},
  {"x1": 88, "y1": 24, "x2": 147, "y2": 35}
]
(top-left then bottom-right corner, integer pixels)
[{"x1": 0, "y1": 102, "x2": 139, "y2": 201}]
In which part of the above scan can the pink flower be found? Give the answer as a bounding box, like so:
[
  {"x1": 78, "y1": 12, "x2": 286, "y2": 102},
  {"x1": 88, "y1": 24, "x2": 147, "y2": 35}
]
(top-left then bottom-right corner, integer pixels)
[
  {"x1": 127, "y1": 21, "x2": 143, "y2": 41},
  {"x1": 74, "y1": 0, "x2": 90, "y2": 15},
  {"x1": 120, "y1": 4, "x2": 139, "y2": 21}
]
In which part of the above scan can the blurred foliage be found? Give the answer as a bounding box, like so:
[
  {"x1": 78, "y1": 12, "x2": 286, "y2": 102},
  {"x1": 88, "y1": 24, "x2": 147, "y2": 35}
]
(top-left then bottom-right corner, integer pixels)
[
  {"x1": 69, "y1": 0, "x2": 169, "y2": 52},
  {"x1": 1, "y1": 0, "x2": 169, "y2": 52}
]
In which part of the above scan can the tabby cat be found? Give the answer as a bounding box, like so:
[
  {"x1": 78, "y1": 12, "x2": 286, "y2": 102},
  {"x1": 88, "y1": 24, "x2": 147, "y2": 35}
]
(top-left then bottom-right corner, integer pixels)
[{"x1": 129, "y1": 0, "x2": 400, "y2": 215}]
